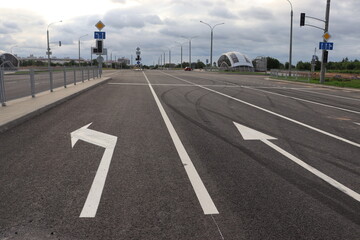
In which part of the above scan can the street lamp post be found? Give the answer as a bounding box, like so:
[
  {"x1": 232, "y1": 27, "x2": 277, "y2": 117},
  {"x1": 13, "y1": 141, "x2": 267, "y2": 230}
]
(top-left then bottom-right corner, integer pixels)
[
  {"x1": 47, "y1": 20, "x2": 62, "y2": 68},
  {"x1": 182, "y1": 36, "x2": 197, "y2": 69},
  {"x1": 175, "y1": 41, "x2": 187, "y2": 69},
  {"x1": 78, "y1": 34, "x2": 88, "y2": 67},
  {"x1": 163, "y1": 51, "x2": 166, "y2": 69},
  {"x1": 286, "y1": 0, "x2": 293, "y2": 77},
  {"x1": 200, "y1": 21, "x2": 224, "y2": 71},
  {"x1": 166, "y1": 47, "x2": 172, "y2": 69}
]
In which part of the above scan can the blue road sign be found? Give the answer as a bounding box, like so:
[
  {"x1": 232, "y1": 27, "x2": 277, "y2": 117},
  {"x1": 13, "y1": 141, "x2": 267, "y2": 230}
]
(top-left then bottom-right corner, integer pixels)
[
  {"x1": 137, "y1": 61, "x2": 141, "y2": 65},
  {"x1": 319, "y1": 42, "x2": 334, "y2": 50},
  {"x1": 94, "y1": 32, "x2": 106, "y2": 39}
]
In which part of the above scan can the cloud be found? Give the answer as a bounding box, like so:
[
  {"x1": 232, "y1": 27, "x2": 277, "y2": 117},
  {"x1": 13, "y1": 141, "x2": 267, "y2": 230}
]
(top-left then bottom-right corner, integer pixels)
[
  {"x1": 103, "y1": 8, "x2": 163, "y2": 29},
  {"x1": 111, "y1": 0, "x2": 127, "y2": 3},
  {"x1": 2, "y1": 0, "x2": 360, "y2": 64},
  {"x1": 239, "y1": 7, "x2": 274, "y2": 21},
  {"x1": 209, "y1": 6, "x2": 238, "y2": 19}
]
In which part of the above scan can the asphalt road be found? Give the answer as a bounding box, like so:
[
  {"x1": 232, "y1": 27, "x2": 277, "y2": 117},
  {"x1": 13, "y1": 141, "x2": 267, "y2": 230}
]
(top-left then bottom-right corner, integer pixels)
[{"x1": 1, "y1": 70, "x2": 359, "y2": 239}]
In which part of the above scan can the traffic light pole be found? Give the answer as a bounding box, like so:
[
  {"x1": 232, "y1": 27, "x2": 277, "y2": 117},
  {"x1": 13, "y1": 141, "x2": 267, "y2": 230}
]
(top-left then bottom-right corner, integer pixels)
[
  {"x1": 320, "y1": 0, "x2": 331, "y2": 84},
  {"x1": 300, "y1": 0, "x2": 331, "y2": 84}
]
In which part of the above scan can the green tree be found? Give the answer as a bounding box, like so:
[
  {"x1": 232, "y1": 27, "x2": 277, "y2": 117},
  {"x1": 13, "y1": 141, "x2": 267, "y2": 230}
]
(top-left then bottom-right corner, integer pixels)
[{"x1": 266, "y1": 57, "x2": 281, "y2": 70}]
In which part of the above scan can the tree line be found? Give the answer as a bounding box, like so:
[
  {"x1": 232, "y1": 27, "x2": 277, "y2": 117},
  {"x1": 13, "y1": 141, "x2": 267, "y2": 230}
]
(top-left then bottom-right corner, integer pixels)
[{"x1": 265, "y1": 57, "x2": 360, "y2": 72}]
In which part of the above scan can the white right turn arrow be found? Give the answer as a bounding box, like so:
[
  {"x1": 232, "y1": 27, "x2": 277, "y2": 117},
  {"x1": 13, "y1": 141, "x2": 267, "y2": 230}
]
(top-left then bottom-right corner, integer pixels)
[{"x1": 233, "y1": 122, "x2": 360, "y2": 202}]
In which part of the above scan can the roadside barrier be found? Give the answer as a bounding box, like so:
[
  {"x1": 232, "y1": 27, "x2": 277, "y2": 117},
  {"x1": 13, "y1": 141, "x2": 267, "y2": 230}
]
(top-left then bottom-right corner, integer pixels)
[{"x1": 0, "y1": 66, "x2": 100, "y2": 106}]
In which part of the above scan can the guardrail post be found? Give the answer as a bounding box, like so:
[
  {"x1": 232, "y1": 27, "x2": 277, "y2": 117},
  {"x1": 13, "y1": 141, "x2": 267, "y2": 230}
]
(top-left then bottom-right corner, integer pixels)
[
  {"x1": 30, "y1": 69, "x2": 35, "y2": 97},
  {"x1": 0, "y1": 70, "x2": 6, "y2": 106},
  {"x1": 81, "y1": 67, "x2": 84, "y2": 83},
  {"x1": 63, "y1": 66, "x2": 67, "y2": 88},
  {"x1": 74, "y1": 67, "x2": 77, "y2": 85},
  {"x1": 49, "y1": 67, "x2": 54, "y2": 92},
  {"x1": 87, "y1": 67, "x2": 90, "y2": 81}
]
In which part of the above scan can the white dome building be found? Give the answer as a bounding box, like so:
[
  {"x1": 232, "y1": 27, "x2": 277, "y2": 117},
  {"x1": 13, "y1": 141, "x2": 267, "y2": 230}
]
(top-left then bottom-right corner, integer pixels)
[
  {"x1": 217, "y1": 51, "x2": 254, "y2": 71},
  {"x1": 0, "y1": 50, "x2": 19, "y2": 70}
]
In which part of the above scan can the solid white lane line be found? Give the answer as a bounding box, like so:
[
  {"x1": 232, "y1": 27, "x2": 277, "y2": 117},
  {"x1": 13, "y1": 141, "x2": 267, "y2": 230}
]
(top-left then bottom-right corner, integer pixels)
[
  {"x1": 293, "y1": 88, "x2": 360, "y2": 102},
  {"x1": 142, "y1": 71, "x2": 219, "y2": 215},
  {"x1": 355, "y1": 122, "x2": 360, "y2": 126},
  {"x1": 262, "y1": 139, "x2": 360, "y2": 202},
  {"x1": 243, "y1": 86, "x2": 360, "y2": 114},
  {"x1": 162, "y1": 72, "x2": 360, "y2": 148}
]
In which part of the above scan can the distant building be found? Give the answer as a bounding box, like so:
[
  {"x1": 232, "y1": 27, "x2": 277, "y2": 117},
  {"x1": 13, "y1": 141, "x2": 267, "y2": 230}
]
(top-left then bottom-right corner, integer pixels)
[
  {"x1": 253, "y1": 56, "x2": 267, "y2": 72},
  {"x1": 118, "y1": 57, "x2": 130, "y2": 65},
  {"x1": 217, "y1": 51, "x2": 254, "y2": 71},
  {"x1": 0, "y1": 50, "x2": 20, "y2": 70}
]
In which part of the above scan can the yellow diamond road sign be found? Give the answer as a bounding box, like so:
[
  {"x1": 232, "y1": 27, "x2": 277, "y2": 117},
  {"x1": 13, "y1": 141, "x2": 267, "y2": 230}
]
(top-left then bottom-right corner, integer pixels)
[
  {"x1": 95, "y1": 21, "x2": 105, "y2": 31},
  {"x1": 323, "y1": 32, "x2": 331, "y2": 41}
]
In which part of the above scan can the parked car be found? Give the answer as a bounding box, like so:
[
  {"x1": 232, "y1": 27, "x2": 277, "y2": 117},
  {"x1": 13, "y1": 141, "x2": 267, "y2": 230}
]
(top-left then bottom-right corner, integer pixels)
[{"x1": 184, "y1": 67, "x2": 192, "y2": 71}]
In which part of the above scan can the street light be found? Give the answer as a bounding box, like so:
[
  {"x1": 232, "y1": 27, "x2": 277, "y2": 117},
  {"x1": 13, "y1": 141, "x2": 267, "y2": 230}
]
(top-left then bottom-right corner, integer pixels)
[
  {"x1": 286, "y1": 0, "x2": 293, "y2": 77},
  {"x1": 166, "y1": 47, "x2": 172, "y2": 69},
  {"x1": 78, "y1": 34, "x2": 88, "y2": 67},
  {"x1": 175, "y1": 41, "x2": 186, "y2": 69},
  {"x1": 181, "y1": 36, "x2": 197, "y2": 69},
  {"x1": 47, "y1": 20, "x2": 62, "y2": 68},
  {"x1": 200, "y1": 21, "x2": 224, "y2": 71}
]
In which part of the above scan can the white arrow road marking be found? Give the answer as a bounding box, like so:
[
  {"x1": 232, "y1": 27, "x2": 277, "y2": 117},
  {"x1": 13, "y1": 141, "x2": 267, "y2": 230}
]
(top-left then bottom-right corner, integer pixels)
[
  {"x1": 234, "y1": 122, "x2": 360, "y2": 202},
  {"x1": 71, "y1": 123, "x2": 118, "y2": 218},
  {"x1": 143, "y1": 71, "x2": 219, "y2": 215}
]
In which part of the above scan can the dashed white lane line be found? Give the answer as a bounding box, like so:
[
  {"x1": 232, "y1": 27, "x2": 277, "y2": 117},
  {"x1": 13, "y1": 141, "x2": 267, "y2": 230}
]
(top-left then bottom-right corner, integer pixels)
[{"x1": 142, "y1": 71, "x2": 219, "y2": 215}]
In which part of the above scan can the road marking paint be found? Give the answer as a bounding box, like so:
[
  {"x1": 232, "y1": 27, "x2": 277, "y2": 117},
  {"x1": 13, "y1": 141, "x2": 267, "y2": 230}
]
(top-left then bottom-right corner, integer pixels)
[
  {"x1": 142, "y1": 71, "x2": 219, "y2": 215},
  {"x1": 71, "y1": 123, "x2": 118, "y2": 218},
  {"x1": 234, "y1": 122, "x2": 360, "y2": 202},
  {"x1": 108, "y1": 82, "x2": 241, "y2": 87},
  {"x1": 292, "y1": 88, "x2": 360, "y2": 102},
  {"x1": 162, "y1": 72, "x2": 360, "y2": 148},
  {"x1": 264, "y1": 138, "x2": 360, "y2": 202},
  {"x1": 265, "y1": 138, "x2": 360, "y2": 202},
  {"x1": 243, "y1": 86, "x2": 360, "y2": 114},
  {"x1": 355, "y1": 122, "x2": 360, "y2": 126}
]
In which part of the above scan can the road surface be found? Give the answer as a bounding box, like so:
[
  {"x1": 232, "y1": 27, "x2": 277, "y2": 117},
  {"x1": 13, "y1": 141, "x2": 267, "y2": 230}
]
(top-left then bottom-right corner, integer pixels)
[{"x1": 1, "y1": 70, "x2": 359, "y2": 239}]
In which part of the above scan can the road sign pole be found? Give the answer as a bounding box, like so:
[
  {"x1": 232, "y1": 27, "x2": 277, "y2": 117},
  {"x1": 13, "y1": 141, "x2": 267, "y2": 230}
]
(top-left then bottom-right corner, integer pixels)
[{"x1": 320, "y1": 0, "x2": 331, "y2": 84}]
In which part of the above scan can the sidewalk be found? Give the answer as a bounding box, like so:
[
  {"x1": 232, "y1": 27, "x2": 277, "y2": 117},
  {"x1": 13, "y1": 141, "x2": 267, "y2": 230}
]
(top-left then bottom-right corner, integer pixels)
[{"x1": 0, "y1": 77, "x2": 111, "y2": 133}]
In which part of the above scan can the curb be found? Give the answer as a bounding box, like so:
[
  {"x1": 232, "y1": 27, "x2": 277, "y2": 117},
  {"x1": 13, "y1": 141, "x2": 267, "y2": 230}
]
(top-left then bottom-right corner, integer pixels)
[{"x1": 0, "y1": 77, "x2": 111, "y2": 133}]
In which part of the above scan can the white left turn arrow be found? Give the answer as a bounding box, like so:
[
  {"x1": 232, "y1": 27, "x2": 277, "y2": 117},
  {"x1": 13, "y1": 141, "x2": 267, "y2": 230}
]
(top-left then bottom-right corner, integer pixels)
[
  {"x1": 71, "y1": 123, "x2": 118, "y2": 218},
  {"x1": 234, "y1": 122, "x2": 360, "y2": 203}
]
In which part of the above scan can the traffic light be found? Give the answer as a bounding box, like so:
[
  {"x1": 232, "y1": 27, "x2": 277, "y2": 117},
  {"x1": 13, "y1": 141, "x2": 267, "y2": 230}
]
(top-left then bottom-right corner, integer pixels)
[
  {"x1": 323, "y1": 50, "x2": 328, "y2": 63},
  {"x1": 59, "y1": 41, "x2": 61, "y2": 47},
  {"x1": 96, "y1": 40, "x2": 103, "y2": 54},
  {"x1": 300, "y1": 13, "x2": 306, "y2": 26}
]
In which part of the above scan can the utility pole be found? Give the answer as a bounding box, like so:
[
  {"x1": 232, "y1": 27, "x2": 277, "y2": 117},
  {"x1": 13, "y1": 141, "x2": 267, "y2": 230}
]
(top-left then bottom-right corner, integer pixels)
[
  {"x1": 320, "y1": 0, "x2": 331, "y2": 84},
  {"x1": 286, "y1": 0, "x2": 293, "y2": 77}
]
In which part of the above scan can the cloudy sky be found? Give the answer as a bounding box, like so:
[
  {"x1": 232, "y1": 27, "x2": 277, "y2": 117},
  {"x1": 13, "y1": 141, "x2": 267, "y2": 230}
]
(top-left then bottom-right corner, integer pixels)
[{"x1": 1, "y1": 0, "x2": 359, "y2": 65}]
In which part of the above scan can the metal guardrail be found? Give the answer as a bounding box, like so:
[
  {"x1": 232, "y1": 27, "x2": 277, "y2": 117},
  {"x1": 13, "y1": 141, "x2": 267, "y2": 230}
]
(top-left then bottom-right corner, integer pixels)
[
  {"x1": 270, "y1": 69, "x2": 311, "y2": 81},
  {"x1": 0, "y1": 66, "x2": 100, "y2": 106}
]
